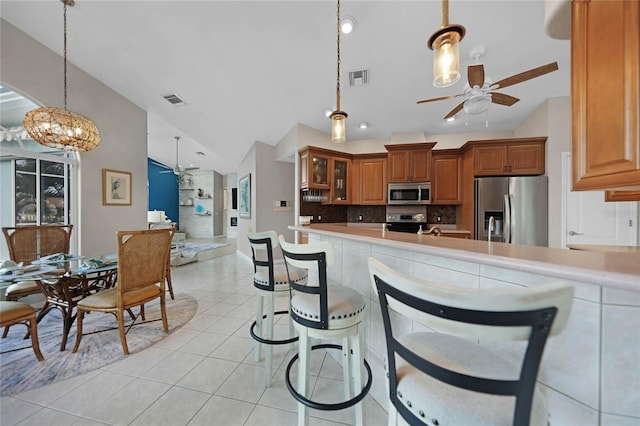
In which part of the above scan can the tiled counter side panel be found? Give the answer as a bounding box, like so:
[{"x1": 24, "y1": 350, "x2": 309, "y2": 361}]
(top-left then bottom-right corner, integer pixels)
[{"x1": 307, "y1": 233, "x2": 640, "y2": 425}]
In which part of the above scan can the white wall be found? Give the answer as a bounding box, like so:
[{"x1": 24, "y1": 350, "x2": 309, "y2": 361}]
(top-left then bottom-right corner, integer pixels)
[
  {"x1": 255, "y1": 142, "x2": 296, "y2": 245},
  {"x1": 515, "y1": 96, "x2": 571, "y2": 248},
  {"x1": 1, "y1": 20, "x2": 148, "y2": 257},
  {"x1": 290, "y1": 123, "x2": 514, "y2": 155},
  {"x1": 236, "y1": 141, "x2": 296, "y2": 258},
  {"x1": 236, "y1": 143, "x2": 256, "y2": 257}
]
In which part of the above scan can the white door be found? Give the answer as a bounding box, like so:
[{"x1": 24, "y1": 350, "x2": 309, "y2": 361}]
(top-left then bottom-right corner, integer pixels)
[{"x1": 561, "y1": 152, "x2": 638, "y2": 248}]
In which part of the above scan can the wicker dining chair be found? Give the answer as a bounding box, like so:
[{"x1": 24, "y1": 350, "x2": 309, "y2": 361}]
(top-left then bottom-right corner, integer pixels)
[
  {"x1": 72, "y1": 228, "x2": 173, "y2": 355},
  {"x1": 0, "y1": 301, "x2": 44, "y2": 361},
  {"x1": 147, "y1": 222, "x2": 176, "y2": 299},
  {"x1": 2, "y1": 225, "x2": 73, "y2": 337}
]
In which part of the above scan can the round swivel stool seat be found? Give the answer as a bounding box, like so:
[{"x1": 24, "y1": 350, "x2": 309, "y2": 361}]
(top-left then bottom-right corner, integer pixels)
[{"x1": 279, "y1": 235, "x2": 372, "y2": 426}]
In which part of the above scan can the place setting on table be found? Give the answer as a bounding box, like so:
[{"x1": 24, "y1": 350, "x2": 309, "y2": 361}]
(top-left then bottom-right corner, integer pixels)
[{"x1": 0, "y1": 260, "x2": 57, "y2": 282}]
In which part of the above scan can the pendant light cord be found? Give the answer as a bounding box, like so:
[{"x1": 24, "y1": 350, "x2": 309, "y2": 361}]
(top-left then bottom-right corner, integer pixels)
[
  {"x1": 335, "y1": 0, "x2": 341, "y2": 111},
  {"x1": 442, "y1": 0, "x2": 449, "y2": 27},
  {"x1": 63, "y1": 2, "x2": 68, "y2": 110}
]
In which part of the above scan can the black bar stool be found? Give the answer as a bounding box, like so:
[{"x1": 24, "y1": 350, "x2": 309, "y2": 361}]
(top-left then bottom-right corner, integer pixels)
[
  {"x1": 279, "y1": 235, "x2": 372, "y2": 426},
  {"x1": 248, "y1": 231, "x2": 306, "y2": 387},
  {"x1": 368, "y1": 257, "x2": 574, "y2": 426}
]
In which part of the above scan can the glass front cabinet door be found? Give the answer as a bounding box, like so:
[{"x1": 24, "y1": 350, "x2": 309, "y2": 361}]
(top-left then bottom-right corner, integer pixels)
[
  {"x1": 300, "y1": 150, "x2": 330, "y2": 190},
  {"x1": 330, "y1": 157, "x2": 351, "y2": 204}
]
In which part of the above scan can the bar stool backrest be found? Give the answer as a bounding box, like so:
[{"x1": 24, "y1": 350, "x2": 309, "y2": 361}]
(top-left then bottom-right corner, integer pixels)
[
  {"x1": 248, "y1": 230, "x2": 280, "y2": 291},
  {"x1": 279, "y1": 235, "x2": 335, "y2": 330},
  {"x1": 368, "y1": 257, "x2": 574, "y2": 426}
]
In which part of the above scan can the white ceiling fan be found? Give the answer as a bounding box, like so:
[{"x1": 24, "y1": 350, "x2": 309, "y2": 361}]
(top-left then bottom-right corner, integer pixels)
[
  {"x1": 158, "y1": 136, "x2": 199, "y2": 176},
  {"x1": 417, "y1": 47, "x2": 559, "y2": 120}
]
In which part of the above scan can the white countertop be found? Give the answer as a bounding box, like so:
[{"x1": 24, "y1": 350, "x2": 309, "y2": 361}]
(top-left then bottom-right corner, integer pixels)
[{"x1": 291, "y1": 223, "x2": 640, "y2": 292}]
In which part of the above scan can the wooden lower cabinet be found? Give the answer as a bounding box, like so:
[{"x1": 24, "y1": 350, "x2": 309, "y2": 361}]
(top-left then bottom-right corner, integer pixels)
[{"x1": 441, "y1": 231, "x2": 470, "y2": 239}]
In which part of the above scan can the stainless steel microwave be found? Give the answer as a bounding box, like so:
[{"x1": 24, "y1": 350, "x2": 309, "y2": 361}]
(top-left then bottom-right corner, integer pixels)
[{"x1": 387, "y1": 182, "x2": 431, "y2": 205}]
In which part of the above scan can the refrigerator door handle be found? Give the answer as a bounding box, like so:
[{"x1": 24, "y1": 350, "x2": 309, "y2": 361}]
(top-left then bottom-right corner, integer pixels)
[
  {"x1": 509, "y1": 194, "x2": 515, "y2": 244},
  {"x1": 504, "y1": 194, "x2": 511, "y2": 243}
]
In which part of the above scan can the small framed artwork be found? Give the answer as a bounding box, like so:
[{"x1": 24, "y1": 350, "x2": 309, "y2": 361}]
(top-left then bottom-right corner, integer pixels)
[
  {"x1": 239, "y1": 173, "x2": 251, "y2": 219},
  {"x1": 102, "y1": 169, "x2": 132, "y2": 206}
]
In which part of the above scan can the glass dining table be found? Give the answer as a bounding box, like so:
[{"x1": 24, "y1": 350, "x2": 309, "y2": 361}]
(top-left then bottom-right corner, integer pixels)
[{"x1": 13, "y1": 256, "x2": 119, "y2": 351}]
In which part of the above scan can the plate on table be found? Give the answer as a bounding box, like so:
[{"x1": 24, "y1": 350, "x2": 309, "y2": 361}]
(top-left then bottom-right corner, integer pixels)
[{"x1": 32, "y1": 254, "x2": 84, "y2": 265}]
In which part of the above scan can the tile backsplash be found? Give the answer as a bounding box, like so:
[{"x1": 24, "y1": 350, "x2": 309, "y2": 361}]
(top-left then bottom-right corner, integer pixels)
[{"x1": 300, "y1": 196, "x2": 457, "y2": 225}]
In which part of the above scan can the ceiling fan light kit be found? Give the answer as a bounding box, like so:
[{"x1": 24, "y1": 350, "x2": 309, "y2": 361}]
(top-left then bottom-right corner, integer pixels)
[
  {"x1": 428, "y1": 0, "x2": 466, "y2": 88},
  {"x1": 417, "y1": 41, "x2": 559, "y2": 123},
  {"x1": 23, "y1": 0, "x2": 100, "y2": 152},
  {"x1": 330, "y1": 0, "x2": 348, "y2": 143}
]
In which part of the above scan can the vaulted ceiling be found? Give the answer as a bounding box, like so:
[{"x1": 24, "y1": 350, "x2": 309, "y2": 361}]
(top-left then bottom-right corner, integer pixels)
[{"x1": 1, "y1": 1, "x2": 570, "y2": 173}]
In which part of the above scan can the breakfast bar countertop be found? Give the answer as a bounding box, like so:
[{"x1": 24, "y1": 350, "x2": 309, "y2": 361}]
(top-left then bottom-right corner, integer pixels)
[{"x1": 290, "y1": 223, "x2": 640, "y2": 292}]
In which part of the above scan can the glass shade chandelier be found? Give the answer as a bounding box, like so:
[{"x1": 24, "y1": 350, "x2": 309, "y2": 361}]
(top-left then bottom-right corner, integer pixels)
[
  {"x1": 23, "y1": 0, "x2": 100, "y2": 152},
  {"x1": 329, "y1": 0, "x2": 347, "y2": 143},
  {"x1": 427, "y1": 0, "x2": 466, "y2": 88}
]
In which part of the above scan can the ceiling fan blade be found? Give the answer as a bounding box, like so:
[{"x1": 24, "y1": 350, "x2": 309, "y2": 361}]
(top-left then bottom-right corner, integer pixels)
[
  {"x1": 158, "y1": 170, "x2": 173, "y2": 174},
  {"x1": 416, "y1": 93, "x2": 464, "y2": 104},
  {"x1": 468, "y1": 64, "x2": 485, "y2": 88},
  {"x1": 492, "y1": 62, "x2": 559, "y2": 90},
  {"x1": 184, "y1": 167, "x2": 200, "y2": 172},
  {"x1": 491, "y1": 92, "x2": 520, "y2": 106},
  {"x1": 444, "y1": 102, "x2": 465, "y2": 120}
]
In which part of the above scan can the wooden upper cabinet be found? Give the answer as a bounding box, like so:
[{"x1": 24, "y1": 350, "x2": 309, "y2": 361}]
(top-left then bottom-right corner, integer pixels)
[
  {"x1": 328, "y1": 156, "x2": 351, "y2": 204},
  {"x1": 299, "y1": 148, "x2": 330, "y2": 190},
  {"x1": 571, "y1": 0, "x2": 640, "y2": 192},
  {"x1": 385, "y1": 142, "x2": 436, "y2": 182},
  {"x1": 473, "y1": 138, "x2": 546, "y2": 176},
  {"x1": 432, "y1": 150, "x2": 462, "y2": 205},
  {"x1": 299, "y1": 146, "x2": 353, "y2": 204},
  {"x1": 355, "y1": 154, "x2": 387, "y2": 205}
]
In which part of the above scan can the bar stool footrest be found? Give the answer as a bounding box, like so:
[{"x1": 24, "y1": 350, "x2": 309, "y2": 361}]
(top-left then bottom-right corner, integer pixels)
[
  {"x1": 250, "y1": 310, "x2": 299, "y2": 345},
  {"x1": 285, "y1": 343, "x2": 372, "y2": 411}
]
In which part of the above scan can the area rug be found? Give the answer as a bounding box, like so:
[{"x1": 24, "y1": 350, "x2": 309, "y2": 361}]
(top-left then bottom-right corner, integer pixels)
[
  {"x1": 179, "y1": 242, "x2": 229, "y2": 259},
  {"x1": 0, "y1": 293, "x2": 197, "y2": 396}
]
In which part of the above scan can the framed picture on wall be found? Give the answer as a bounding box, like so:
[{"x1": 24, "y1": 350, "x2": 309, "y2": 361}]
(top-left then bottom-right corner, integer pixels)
[
  {"x1": 239, "y1": 174, "x2": 251, "y2": 218},
  {"x1": 102, "y1": 169, "x2": 132, "y2": 206}
]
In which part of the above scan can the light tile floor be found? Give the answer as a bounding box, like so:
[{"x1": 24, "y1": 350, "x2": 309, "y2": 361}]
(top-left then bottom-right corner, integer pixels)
[{"x1": 0, "y1": 245, "x2": 387, "y2": 426}]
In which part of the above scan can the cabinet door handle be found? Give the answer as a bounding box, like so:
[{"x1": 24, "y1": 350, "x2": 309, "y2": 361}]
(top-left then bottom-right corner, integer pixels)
[{"x1": 568, "y1": 230, "x2": 584, "y2": 236}]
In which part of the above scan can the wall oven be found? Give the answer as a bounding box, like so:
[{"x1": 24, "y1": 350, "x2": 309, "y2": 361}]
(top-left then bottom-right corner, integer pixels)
[{"x1": 387, "y1": 182, "x2": 431, "y2": 205}]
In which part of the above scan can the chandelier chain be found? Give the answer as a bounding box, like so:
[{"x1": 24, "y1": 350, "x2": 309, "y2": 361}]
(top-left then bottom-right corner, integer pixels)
[
  {"x1": 63, "y1": 2, "x2": 68, "y2": 110},
  {"x1": 336, "y1": 0, "x2": 341, "y2": 110}
]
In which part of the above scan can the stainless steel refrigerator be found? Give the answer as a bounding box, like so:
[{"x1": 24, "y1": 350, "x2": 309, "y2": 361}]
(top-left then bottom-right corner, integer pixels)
[{"x1": 474, "y1": 176, "x2": 548, "y2": 246}]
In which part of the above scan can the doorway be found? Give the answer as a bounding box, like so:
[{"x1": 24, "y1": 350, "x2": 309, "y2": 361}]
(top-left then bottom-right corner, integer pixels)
[{"x1": 561, "y1": 152, "x2": 638, "y2": 248}]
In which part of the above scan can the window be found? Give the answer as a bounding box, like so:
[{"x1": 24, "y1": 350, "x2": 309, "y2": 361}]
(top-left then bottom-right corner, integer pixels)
[{"x1": 14, "y1": 158, "x2": 70, "y2": 225}]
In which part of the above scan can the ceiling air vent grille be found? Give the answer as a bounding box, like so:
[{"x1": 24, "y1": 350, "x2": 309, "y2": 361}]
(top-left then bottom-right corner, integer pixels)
[
  {"x1": 348, "y1": 69, "x2": 369, "y2": 87},
  {"x1": 162, "y1": 93, "x2": 186, "y2": 106}
]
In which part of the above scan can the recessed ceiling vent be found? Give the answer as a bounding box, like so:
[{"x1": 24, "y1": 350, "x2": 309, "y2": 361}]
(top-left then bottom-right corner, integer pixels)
[
  {"x1": 162, "y1": 93, "x2": 186, "y2": 106},
  {"x1": 348, "y1": 69, "x2": 369, "y2": 87}
]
